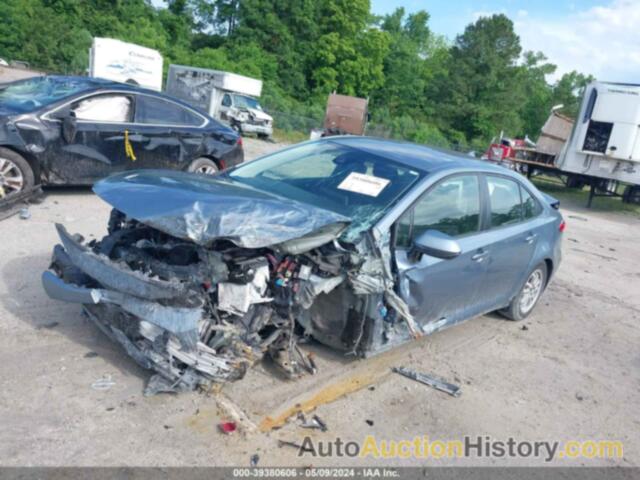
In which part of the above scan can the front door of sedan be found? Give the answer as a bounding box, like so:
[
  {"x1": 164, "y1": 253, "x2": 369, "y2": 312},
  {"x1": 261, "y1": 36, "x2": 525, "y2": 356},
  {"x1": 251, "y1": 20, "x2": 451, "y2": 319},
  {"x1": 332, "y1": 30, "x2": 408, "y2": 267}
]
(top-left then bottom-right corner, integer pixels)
[
  {"x1": 394, "y1": 174, "x2": 490, "y2": 329},
  {"x1": 478, "y1": 175, "x2": 540, "y2": 309},
  {"x1": 125, "y1": 94, "x2": 206, "y2": 171},
  {"x1": 45, "y1": 93, "x2": 134, "y2": 183}
]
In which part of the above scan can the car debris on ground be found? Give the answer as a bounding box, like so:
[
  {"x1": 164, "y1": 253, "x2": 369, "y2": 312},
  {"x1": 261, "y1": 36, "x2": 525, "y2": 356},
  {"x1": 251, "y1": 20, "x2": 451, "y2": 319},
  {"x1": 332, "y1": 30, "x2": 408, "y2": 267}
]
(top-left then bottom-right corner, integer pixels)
[
  {"x1": 219, "y1": 421, "x2": 237, "y2": 434},
  {"x1": 0, "y1": 186, "x2": 43, "y2": 221},
  {"x1": 297, "y1": 412, "x2": 328, "y2": 432},
  {"x1": 277, "y1": 440, "x2": 304, "y2": 450},
  {"x1": 392, "y1": 366, "x2": 462, "y2": 398}
]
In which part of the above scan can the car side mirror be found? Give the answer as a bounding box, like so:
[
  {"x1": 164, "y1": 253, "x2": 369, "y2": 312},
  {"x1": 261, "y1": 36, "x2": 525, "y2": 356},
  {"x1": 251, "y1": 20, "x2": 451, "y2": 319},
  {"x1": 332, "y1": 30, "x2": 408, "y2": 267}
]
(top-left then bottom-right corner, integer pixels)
[
  {"x1": 413, "y1": 230, "x2": 461, "y2": 260},
  {"x1": 61, "y1": 112, "x2": 77, "y2": 144}
]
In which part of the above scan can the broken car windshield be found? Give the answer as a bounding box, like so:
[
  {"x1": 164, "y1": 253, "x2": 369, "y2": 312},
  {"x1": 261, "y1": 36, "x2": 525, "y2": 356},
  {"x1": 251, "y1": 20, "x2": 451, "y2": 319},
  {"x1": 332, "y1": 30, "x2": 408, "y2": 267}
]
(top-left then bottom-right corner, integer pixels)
[
  {"x1": 227, "y1": 142, "x2": 423, "y2": 237},
  {"x1": 0, "y1": 76, "x2": 96, "y2": 113}
]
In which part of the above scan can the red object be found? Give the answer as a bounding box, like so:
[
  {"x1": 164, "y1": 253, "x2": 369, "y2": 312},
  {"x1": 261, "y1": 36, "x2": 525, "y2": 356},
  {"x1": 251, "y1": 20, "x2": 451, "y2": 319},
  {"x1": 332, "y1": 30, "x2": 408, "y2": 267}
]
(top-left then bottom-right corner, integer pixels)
[
  {"x1": 486, "y1": 143, "x2": 514, "y2": 161},
  {"x1": 237, "y1": 136, "x2": 243, "y2": 147},
  {"x1": 559, "y1": 220, "x2": 566, "y2": 233},
  {"x1": 219, "y1": 421, "x2": 237, "y2": 434}
]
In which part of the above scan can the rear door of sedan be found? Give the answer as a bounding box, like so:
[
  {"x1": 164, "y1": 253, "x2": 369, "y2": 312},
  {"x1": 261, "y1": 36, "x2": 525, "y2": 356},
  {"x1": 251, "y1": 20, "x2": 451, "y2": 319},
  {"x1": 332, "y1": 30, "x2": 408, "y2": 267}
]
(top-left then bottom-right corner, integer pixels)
[
  {"x1": 126, "y1": 94, "x2": 207, "y2": 170},
  {"x1": 478, "y1": 174, "x2": 542, "y2": 308}
]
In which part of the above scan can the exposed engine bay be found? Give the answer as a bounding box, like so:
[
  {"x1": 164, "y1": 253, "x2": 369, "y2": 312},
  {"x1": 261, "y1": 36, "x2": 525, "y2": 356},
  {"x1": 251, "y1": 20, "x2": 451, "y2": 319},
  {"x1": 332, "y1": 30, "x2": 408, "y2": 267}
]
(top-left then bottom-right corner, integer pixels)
[{"x1": 43, "y1": 207, "x2": 419, "y2": 395}]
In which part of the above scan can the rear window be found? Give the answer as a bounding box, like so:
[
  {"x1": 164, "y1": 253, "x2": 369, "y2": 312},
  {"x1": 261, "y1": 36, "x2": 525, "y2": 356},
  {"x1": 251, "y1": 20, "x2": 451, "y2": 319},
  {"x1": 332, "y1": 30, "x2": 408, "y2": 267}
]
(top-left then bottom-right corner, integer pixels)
[
  {"x1": 134, "y1": 95, "x2": 203, "y2": 126},
  {"x1": 521, "y1": 186, "x2": 542, "y2": 219},
  {"x1": 487, "y1": 176, "x2": 523, "y2": 227},
  {"x1": 487, "y1": 176, "x2": 542, "y2": 227}
]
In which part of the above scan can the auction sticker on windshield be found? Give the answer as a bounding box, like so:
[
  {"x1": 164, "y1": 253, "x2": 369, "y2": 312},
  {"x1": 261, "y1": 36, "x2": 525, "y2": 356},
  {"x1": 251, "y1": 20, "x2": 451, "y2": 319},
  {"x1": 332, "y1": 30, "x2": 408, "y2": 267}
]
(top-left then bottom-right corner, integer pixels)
[{"x1": 338, "y1": 172, "x2": 390, "y2": 197}]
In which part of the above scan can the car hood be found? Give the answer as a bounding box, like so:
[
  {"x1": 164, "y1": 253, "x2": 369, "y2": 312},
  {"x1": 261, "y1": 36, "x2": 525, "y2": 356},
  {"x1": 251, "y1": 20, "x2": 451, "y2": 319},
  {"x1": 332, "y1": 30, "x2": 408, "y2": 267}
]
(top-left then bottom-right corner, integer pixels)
[
  {"x1": 93, "y1": 170, "x2": 351, "y2": 250},
  {"x1": 247, "y1": 108, "x2": 272, "y2": 121}
]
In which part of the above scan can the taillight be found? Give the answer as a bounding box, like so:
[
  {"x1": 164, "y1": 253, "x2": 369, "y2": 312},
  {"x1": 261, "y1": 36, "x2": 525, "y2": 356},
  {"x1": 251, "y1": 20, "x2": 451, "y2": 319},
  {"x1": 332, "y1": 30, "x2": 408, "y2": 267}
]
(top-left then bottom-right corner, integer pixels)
[
  {"x1": 559, "y1": 220, "x2": 566, "y2": 232},
  {"x1": 237, "y1": 136, "x2": 243, "y2": 148}
]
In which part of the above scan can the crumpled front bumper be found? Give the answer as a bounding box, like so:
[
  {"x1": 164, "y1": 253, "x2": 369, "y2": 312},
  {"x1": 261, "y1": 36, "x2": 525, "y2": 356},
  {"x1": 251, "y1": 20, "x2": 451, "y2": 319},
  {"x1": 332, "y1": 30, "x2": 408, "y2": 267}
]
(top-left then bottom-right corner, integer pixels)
[{"x1": 42, "y1": 224, "x2": 250, "y2": 394}]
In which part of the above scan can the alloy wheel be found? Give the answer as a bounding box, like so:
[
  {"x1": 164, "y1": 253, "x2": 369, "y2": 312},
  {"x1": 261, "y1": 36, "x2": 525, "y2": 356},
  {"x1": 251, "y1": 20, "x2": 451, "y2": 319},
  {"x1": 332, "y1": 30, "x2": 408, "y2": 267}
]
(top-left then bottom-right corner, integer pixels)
[
  {"x1": 519, "y1": 269, "x2": 544, "y2": 314},
  {"x1": 196, "y1": 165, "x2": 219, "y2": 175},
  {"x1": 0, "y1": 157, "x2": 25, "y2": 197}
]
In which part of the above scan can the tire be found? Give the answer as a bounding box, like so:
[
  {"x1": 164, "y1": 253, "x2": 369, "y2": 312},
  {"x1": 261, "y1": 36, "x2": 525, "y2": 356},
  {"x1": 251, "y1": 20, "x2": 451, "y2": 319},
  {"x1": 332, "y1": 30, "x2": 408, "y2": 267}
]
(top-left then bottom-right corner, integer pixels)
[
  {"x1": 231, "y1": 122, "x2": 243, "y2": 135},
  {"x1": 257, "y1": 133, "x2": 270, "y2": 140},
  {"x1": 0, "y1": 147, "x2": 35, "y2": 199},
  {"x1": 187, "y1": 157, "x2": 219, "y2": 176},
  {"x1": 500, "y1": 262, "x2": 548, "y2": 321}
]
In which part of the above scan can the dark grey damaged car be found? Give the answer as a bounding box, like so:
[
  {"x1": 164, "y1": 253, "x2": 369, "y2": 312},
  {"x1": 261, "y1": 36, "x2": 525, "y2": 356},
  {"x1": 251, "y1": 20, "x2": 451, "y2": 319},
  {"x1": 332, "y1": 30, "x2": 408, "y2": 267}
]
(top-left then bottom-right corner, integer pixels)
[
  {"x1": 0, "y1": 76, "x2": 242, "y2": 199},
  {"x1": 42, "y1": 137, "x2": 564, "y2": 394}
]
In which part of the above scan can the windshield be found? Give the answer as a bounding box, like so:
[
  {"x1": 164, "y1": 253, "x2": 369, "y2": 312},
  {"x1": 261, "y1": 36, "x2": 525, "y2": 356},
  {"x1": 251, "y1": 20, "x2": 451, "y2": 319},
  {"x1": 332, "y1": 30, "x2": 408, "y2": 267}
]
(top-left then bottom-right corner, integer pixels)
[
  {"x1": 227, "y1": 141, "x2": 424, "y2": 240},
  {"x1": 233, "y1": 95, "x2": 262, "y2": 110},
  {"x1": 0, "y1": 77, "x2": 95, "y2": 113}
]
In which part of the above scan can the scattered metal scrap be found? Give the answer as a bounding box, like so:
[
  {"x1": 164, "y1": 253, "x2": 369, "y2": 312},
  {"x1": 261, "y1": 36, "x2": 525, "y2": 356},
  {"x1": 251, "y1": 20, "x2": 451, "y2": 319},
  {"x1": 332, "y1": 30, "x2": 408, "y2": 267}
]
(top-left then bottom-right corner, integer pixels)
[
  {"x1": 392, "y1": 366, "x2": 462, "y2": 398},
  {"x1": 278, "y1": 439, "x2": 304, "y2": 450},
  {"x1": 0, "y1": 185, "x2": 43, "y2": 221},
  {"x1": 297, "y1": 412, "x2": 328, "y2": 432}
]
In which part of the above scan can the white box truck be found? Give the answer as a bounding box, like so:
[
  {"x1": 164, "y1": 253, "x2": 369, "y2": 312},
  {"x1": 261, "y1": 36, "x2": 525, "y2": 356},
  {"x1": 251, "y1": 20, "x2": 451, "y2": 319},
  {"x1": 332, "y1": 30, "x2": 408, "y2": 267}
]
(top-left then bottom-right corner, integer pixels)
[
  {"x1": 89, "y1": 38, "x2": 163, "y2": 91},
  {"x1": 165, "y1": 64, "x2": 273, "y2": 138}
]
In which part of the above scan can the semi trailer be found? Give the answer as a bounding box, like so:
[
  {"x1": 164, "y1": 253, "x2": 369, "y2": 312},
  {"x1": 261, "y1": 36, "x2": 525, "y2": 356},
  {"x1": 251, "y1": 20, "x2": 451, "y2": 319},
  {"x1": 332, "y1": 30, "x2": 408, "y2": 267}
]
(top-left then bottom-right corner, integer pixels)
[{"x1": 485, "y1": 81, "x2": 640, "y2": 206}]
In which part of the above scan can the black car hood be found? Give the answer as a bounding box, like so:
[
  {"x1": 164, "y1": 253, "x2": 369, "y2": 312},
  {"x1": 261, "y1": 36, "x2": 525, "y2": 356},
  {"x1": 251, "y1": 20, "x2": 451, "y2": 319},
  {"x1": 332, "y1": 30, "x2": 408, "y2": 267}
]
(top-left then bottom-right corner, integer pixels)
[{"x1": 93, "y1": 170, "x2": 351, "y2": 249}]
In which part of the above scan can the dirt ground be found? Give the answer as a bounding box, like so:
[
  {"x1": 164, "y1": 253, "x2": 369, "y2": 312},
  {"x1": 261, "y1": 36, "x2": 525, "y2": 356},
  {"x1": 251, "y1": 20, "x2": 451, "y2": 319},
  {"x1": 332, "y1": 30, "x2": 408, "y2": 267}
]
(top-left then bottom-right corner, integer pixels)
[{"x1": 0, "y1": 137, "x2": 638, "y2": 467}]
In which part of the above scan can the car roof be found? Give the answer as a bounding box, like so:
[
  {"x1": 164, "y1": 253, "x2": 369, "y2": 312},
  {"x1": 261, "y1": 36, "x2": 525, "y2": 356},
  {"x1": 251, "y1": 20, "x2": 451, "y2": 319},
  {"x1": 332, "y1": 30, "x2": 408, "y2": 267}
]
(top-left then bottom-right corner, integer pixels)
[
  {"x1": 326, "y1": 136, "x2": 507, "y2": 175},
  {"x1": 44, "y1": 75, "x2": 214, "y2": 119}
]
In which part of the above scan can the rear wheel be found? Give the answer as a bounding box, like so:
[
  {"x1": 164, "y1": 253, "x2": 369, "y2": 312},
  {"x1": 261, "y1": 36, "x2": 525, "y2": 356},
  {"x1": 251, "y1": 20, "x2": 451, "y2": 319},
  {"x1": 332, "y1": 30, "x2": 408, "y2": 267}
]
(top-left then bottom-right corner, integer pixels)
[
  {"x1": 187, "y1": 157, "x2": 219, "y2": 176},
  {"x1": 0, "y1": 148, "x2": 34, "y2": 199},
  {"x1": 500, "y1": 262, "x2": 547, "y2": 321},
  {"x1": 231, "y1": 121, "x2": 243, "y2": 135}
]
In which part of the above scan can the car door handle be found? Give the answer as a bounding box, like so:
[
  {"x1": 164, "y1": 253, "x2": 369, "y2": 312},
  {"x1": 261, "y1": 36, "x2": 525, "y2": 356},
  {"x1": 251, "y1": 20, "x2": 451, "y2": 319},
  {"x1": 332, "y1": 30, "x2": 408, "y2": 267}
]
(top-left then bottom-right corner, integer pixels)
[
  {"x1": 471, "y1": 250, "x2": 488, "y2": 262},
  {"x1": 525, "y1": 233, "x2": 538, "y2": 244}
]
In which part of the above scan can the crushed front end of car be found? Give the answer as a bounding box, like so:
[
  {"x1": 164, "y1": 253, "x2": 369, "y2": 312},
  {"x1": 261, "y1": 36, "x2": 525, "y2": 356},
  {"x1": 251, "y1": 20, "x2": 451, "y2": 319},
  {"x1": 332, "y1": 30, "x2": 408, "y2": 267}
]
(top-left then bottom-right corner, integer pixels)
[{"x1": 42, "y1": 170, "x2": 418, "y2": 394}]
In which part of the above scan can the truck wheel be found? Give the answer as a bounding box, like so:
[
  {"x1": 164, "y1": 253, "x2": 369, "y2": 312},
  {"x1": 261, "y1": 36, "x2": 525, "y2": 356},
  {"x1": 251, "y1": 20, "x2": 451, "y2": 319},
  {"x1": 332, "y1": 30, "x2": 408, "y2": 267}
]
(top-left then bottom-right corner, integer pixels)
[
  {"x1": 0, "y1": 148, "x2": 34, "y2": 199},
  {"x1": 187, "y1": 157, "x2": 219, "y2": 175},
  {"x1": 231, "y1": 122, "x2": 243, "y2": 135},
  {"x1": 499, "y1": 262, "x2": 548, "y2": 321}
]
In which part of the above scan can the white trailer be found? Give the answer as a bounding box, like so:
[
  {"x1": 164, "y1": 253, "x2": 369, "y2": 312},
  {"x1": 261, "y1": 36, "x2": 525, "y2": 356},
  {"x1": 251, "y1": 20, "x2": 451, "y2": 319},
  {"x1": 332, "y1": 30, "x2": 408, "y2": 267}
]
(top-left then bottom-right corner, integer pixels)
[
  {"x1": 89, "y1": 38, "x2": 163, "y2": 91},
  {"x1": 165, "y1": 64, "x2": 273, "y2": 138},
  {"x1": 487, "y1": 81, "x2": 640, "y2": 205},
  {"x1": 558, "y1": 82, "x2": 640, "y2": 184}
]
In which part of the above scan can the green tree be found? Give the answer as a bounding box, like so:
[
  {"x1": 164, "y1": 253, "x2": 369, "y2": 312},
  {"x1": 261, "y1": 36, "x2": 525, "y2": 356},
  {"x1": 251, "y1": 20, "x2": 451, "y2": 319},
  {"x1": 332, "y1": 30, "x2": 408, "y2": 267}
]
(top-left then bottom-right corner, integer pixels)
[
  {"x1": 438, "y1": 14, "x2": 525, "y2": 142},
  {"x1": 517, "y1": 51, "x2": 557, "y2": 137},
  {"x1": 551, "y1": 71, "x2": 596, "y2": 119},
  {"x1": 309, "y1": 0, "x2": 389, "y2": 97}
]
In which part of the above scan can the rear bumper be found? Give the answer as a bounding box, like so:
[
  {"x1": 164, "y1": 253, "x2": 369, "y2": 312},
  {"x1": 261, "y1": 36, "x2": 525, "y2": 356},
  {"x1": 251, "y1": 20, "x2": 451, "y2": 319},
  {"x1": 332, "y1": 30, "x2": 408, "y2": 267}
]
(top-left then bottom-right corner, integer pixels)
[{"x1": 221, "y1": 144, "x2": 244, "y2": 168}]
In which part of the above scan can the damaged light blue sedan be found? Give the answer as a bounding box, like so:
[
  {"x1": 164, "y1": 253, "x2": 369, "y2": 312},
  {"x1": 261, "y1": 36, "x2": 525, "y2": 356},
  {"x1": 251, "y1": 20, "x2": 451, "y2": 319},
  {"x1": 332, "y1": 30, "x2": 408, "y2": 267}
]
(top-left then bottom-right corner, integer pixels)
[{"x1": 42, "y1": 137, "x2": 564, "y2": 394}]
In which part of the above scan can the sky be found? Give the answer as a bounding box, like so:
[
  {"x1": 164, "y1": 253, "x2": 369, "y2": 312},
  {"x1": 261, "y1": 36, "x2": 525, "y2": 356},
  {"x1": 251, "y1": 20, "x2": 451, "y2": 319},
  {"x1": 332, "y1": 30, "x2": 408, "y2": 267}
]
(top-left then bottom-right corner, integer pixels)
[{"x1": 371, "y1": 0, "x2": 640, "y2": 83}]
